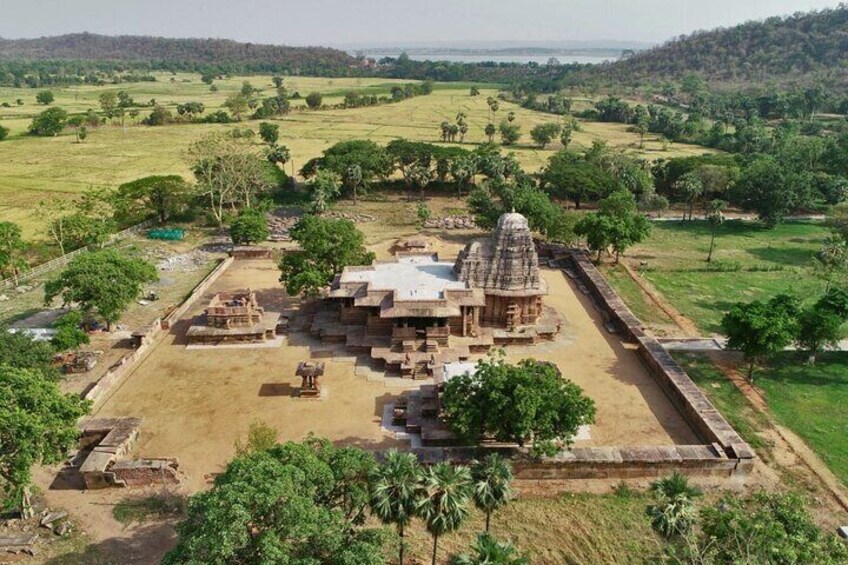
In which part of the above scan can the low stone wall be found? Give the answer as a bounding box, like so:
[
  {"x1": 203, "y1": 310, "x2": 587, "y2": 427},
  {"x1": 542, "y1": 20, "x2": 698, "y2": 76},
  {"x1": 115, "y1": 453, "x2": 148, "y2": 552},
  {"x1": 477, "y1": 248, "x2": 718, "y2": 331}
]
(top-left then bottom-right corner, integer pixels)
[
  {"x1": 82, "y1": 256, "x2": 234, "y2": 410},
  {"x1": 566, "y1": 250, "x2": 755, "y2": 464}
]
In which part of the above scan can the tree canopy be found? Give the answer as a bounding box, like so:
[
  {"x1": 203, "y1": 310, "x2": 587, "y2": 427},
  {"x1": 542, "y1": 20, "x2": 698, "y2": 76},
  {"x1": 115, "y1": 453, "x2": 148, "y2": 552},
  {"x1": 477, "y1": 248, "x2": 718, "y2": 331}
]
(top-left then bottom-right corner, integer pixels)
[
  {"x1": 0, "y1": 365, "x2": 88, "y2": 514},
  {"x1": 44, "y1": 249, "x2": 158, "y2": 330},
  {"x1": 112, "y1": 175, "x2": 190, "y2": 224},
  {"x1": 441, "y1": 355, "x2": 596, "y2": 457},
  {"x1": 163, "y1": 437, "x2": 386, "y2": 565},
  {"x1": 721, "y1": 294, "x2": 800, "y2": 381},
  {"x1": 278, "y1": 216, "x2": 375, "y2": 297},
  {"x1": 229, "y1": 209, "x2": 269, "y2": 245}
]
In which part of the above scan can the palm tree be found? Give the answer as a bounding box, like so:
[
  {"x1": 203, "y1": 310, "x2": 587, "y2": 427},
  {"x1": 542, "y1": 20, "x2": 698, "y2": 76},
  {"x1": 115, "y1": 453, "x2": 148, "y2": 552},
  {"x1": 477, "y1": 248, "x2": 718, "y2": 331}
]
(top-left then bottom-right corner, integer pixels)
[
  {"x1": 417, "y1": 462, "x2": 473, "y2": 565},
  {"x1": 450, "y1": 533, "x2": 529, "y2": 565},
  {"x1": 369, "y1": 450, "x2": 423, "y2": 565},
  {"x1": 646, "y1": 472, "x2": 702, "y2": 538},
  {"x1": 706, "y1": 199, "x2": 726, "y2": 263},
  {"x1": 470, "y1": 454, "x2": 513, "y2": 533}
]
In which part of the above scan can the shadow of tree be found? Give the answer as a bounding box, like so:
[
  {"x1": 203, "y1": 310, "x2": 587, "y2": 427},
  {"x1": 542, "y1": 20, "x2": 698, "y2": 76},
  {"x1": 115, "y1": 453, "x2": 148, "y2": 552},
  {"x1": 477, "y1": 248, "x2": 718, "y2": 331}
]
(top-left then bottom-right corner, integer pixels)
[{"x1": 44, "y1": 520, "x2": 177, "y2": 565}]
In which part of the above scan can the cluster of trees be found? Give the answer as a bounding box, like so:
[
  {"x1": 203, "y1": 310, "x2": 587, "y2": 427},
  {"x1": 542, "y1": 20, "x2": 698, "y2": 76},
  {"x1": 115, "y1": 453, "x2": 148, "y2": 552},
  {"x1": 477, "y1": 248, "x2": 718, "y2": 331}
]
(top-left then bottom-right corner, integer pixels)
[
  {"x1": 164, "y1": 433, "x2": 525, "y2": 565},
  {"x1": 594, "y1": 6, "x2": 848, "y2": 92},
  {"x1": 646, "y1": 473, "x2": 848, "y2": 563},
  {"x1": 722, "y1": 287, "x2": 848, "y2": 381},
  {"x1": 0, "y1": 33, "x2": 360, "y2": 79}
]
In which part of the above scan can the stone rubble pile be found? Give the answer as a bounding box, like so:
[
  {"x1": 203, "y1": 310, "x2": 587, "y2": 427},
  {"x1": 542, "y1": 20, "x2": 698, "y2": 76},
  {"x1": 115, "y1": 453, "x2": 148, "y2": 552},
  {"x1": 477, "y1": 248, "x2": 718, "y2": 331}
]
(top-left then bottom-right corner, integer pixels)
[
  {"x1": 266, "y1": 210, "x2": 376, "y2": 242},
  {"x1": 423, "y1": 215, "x2": 478, "y2": 230},
  {"x1": 157, "y1": 250, "x2": 212, "y2": 272}
]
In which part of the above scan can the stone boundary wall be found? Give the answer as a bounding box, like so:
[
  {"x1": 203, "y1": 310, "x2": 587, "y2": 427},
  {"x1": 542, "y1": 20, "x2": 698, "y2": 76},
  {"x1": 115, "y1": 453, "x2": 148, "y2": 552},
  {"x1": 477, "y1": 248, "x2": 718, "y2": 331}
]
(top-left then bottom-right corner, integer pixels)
[
  {"x1": 566, "y1": 250, "x2": 755, "y2": 462},
  {"x1": 82, "y1": 256, "x2": 234, "y2": 410},
  {"x1": 401, "y1": 248, "x2": 755, "y2": 485}
]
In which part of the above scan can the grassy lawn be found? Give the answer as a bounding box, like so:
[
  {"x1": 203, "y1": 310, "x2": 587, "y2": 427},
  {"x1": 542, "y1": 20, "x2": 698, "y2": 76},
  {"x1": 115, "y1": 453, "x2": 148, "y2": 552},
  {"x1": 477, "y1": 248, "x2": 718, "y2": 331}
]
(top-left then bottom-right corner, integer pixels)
[
  {"x1": 600, "y1": 264, "x2": 675, "y2": 328},
  {"x1": 673, "y1": 353, "x2": 771, "y2": 452},
  {"x1": 758, "y1": 352, "x2": 848, "y2": 487},
  {"x1": 625, "y1": 220, "x2": 829, "y2": 333}
]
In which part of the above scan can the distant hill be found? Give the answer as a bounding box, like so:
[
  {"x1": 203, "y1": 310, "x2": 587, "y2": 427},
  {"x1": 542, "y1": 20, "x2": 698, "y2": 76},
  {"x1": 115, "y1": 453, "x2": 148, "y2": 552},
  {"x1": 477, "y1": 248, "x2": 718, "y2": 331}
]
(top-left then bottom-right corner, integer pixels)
[
  {"x1": 597, "y1": 6, "x2": 848, "y2": 88},
  {"x1": 0, "y1": 32, "x2": 358, "y2": 75}
]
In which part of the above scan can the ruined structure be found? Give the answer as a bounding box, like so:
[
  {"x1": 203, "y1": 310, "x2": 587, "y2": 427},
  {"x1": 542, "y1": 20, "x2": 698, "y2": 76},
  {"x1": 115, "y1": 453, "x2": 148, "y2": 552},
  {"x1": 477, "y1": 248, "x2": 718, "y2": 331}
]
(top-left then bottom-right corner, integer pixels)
[
  {"x1": 187, "y1": 291, "x2": 280, "y2": 344},
  {"x1": 312, "y1": 212, "x2": 558, "y2": 375},
  {"x1": 76, "y1": 418, "x2": 180, "y2": 489}
]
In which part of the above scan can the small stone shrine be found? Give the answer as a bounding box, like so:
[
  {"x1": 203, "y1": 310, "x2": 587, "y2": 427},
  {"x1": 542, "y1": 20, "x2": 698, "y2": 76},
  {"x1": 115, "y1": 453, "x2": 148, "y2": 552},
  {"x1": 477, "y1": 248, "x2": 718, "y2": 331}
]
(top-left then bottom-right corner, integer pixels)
[{"x1": 186, "y1": 290, "x2": 280, "y2": 344}]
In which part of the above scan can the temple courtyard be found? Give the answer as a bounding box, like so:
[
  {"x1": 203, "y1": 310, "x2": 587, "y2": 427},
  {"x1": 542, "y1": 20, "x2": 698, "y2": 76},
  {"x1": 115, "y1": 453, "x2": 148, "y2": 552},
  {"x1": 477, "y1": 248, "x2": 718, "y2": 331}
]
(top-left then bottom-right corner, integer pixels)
[{"x1": 92, "y1": 249, "x2": 699, "y2": 491}]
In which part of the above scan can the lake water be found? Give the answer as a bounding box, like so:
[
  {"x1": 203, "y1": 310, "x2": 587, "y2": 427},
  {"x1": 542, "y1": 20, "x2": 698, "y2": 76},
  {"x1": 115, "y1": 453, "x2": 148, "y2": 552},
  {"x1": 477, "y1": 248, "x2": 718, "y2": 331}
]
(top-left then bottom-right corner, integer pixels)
[{"x1": 363, "y1": 51, "x2": 614, "y2": 65}]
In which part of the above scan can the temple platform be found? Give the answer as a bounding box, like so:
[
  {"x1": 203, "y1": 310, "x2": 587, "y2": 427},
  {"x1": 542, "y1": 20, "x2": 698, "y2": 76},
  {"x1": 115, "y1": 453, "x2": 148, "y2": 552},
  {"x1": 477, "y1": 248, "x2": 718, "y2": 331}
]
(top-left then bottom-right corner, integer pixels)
[{"x1": 186, "y1": 311, "x2": 281, "y2": 344}]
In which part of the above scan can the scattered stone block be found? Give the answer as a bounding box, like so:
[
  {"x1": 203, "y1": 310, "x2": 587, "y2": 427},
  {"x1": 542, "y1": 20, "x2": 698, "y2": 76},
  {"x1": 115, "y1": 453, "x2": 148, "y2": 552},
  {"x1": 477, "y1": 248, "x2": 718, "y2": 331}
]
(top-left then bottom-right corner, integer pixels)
[{"x1": 39, "y1": 511, "x2": 67, "y2": 528}]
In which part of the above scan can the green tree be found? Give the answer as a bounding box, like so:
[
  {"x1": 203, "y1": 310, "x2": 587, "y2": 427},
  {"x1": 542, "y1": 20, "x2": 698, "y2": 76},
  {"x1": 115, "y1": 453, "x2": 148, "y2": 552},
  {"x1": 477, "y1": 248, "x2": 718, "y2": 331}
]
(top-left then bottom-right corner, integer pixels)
[
  {"x1": 0, "y1": 124, "x2": 9, "y2": 141},
  {"x1": 646, "y1": 472, "x2": 702, "y2": 538},
  {"x1": 50, "y1": 310, "x2": 90, "y2": 352},
  {"x1": 305, "y1": 91, "x2": 323, "y2": 108},
  {"x1": 796, "y1": 287, "x2": 848, "y2": 363},
  {"x1": 634, "y1": 105, "x2": 650, "y2": 148},
  {"x1": 470, "y1": 86, "x2": 480, "y2": 96},
  {"x1": 0, "y1": 365, "x2": 89, "y2": 516},
  {"x1": 541, "y1": 150, "x2": 618, "y2": 209},
  {"x1": 229, "y1": 209, "x2": 269, "y2": 245},
  {"x1": 143, "y1": 104, "x2": 172, "y2": 126},
  {"x1": 730, "y1": 155, "x2": 799, "y2": 228},
  {"x1": 44, "y1": 249, "x2": 158, "y2": 331},
  {"x1": 163, "y1": 438, "x2": 385, "y2": 565},
  {"x1": 559, "y1": 123, "x2": 573, "y2": 149},
  {"x1": 721, "y1": 294, "x2": 800, "y2": 382},
  {"x1": 470, "y1": 453, "x2": 513, "y2": 533},
  {"x1": 369, "y1": 450, "x2": 423, "y2": 565},
  {"x1": 441, "y1": 354, "x2": 596, "y2": 457},
  {"x1": 29, "y1": 107, "x2": 68, "y2": 136},
  {"x1": 0, "y1": 221, "x2": 28, "y2": 285},
  {"x1": 498, "y1": 121, "x2": 521, "y2": 146},
  {"x1": 0, "y1": 328, "x2": 57, "y2": 377},
  {"x1": 113, "y1": 175, "x2": 190, "y2": 224},
  {"x1": 674, "y1": 171, "x2": 704, "y2": 221},
  {"x1": 450, "y1": 534, "x2": 529, "y2": 565},
  {"x1": 224, "y1": 92, "x2": 250, "y2": 120},
  {"x1": 306, "y1": 169, "x2": 342, "y2": 214},
  {"x1": 484, "y1": 123, "x2": 496, "y2": 143},
  {"x1": 35, "y1": 90, "x2": 54, "y2": 105},
  {"x1": 705, "y1": 199, "x2": 726, "y2": 262},
  {"x1": 529, "y1": 123, "x2": 561, "y2": 148},
  {"x1": 575, "y1": 190, "x2": 651, "y2": 262},
  {"x1": 417, "y1": 462, "x2": 473, "y2": 565},
  {"x1": 278, "y1": 215, "x2": 374, "y2": 297},
  {"x1": 258, "y1": 121, "x2": 279, "y2": 145},
  {"x1": 233, "y1": 420, "x2": 279, "y2": 456},
  {"x1": 99, "y1": 91, "x2": 118, "y2": 115}
]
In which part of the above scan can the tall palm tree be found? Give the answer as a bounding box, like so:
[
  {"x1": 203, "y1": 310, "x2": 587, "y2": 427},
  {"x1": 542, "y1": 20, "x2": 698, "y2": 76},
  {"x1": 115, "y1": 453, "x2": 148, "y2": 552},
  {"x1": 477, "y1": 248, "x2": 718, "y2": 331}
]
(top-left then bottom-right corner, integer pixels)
[
  {"x1": 417, "y1": 462, "x2": 473, "y2": 565},
  {"x1": 470, "y1": 454, "x2": 513, "y2": 533},
  {"x1": 369, "y1": 450, "x2": 423, "y2": 565},
  {"x1": 646, "y1": 472, "x2": 702, "y2": 538},
  {"x1": 450, "y1": 533, "x2": 530, "y2": 565}
]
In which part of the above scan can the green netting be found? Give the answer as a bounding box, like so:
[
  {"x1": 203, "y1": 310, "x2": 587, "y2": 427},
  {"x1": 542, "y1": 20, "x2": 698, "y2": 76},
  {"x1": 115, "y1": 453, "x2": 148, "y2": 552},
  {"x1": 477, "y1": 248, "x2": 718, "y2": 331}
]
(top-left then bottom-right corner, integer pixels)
[{"x1": 147, "y1": 228, "x2": 185, "y2": 241}]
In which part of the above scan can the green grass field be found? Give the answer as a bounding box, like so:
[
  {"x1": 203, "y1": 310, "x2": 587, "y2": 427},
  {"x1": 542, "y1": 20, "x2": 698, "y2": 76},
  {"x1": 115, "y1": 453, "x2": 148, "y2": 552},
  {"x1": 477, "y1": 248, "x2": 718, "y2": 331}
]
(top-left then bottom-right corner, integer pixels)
[
  {"x1": 624, "y1": 220, "x2": 829, "y2": 333},
  {"x1": 0, "y1": 72, "x2": 716, "y2": 239},
  {"x1": 758, "y1": 352, "x2": 848, "y2": 486}
]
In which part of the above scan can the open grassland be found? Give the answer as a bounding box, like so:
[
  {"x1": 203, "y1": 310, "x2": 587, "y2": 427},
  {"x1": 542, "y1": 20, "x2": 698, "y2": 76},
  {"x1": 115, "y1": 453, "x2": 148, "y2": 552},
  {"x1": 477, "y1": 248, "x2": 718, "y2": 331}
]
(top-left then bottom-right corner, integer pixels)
[
  {"x1": 0, "y1": 72, "x2": 716, "y2": 238},
  {"x1": 621, "y1": 220, "x2": 829, "y2": 333},
  {"x1": 402, "y1": 491, "x2": 664, "y2": 564},
  {"x1": 757, "y1": 352, "x2": 848, "y2": 487}
]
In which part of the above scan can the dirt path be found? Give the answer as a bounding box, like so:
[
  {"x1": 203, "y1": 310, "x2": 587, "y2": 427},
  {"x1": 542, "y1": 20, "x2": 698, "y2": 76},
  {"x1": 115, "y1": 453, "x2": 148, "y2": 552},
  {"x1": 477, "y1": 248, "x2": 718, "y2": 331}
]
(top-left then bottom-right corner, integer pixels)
[
  {"x1": 706, "y1": 352, "x2": 848, "y2": 515},
  {"x1": 619, "y1": 261, "x2": 700, "y2": 336}
]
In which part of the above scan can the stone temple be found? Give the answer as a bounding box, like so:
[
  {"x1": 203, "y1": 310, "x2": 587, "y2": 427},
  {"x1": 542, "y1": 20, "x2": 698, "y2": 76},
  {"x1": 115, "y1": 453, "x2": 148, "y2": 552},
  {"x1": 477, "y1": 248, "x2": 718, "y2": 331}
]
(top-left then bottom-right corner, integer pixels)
[{"x1": 311, "y1": 212, "x2": 559, "y2": 376}]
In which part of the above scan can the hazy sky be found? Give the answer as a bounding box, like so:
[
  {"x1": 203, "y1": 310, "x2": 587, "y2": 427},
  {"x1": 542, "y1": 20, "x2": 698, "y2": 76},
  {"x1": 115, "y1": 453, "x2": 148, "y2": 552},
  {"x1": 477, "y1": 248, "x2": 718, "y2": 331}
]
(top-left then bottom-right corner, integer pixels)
[{"x1": 0, "y1": 0, "x2": 840, "y2": 46}]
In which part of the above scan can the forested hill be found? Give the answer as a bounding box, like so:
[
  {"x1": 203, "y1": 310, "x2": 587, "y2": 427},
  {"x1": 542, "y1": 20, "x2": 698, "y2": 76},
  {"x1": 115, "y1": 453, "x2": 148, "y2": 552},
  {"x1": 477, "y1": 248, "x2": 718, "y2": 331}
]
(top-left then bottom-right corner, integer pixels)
[
  {"x1": 597, "y1": 5, "x2": 848, "y2": 87},
  {"x1": 0, "y1": 33, "x2": 358, "y2": 75}
]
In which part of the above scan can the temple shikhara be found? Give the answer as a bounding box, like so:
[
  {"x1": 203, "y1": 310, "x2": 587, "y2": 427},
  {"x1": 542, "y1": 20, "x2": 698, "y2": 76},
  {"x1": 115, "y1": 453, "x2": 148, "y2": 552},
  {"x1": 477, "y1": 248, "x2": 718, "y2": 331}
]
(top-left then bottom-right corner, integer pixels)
[{"x1": 312, "y1": 212, "x2": 559, "y2": 375}]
